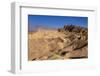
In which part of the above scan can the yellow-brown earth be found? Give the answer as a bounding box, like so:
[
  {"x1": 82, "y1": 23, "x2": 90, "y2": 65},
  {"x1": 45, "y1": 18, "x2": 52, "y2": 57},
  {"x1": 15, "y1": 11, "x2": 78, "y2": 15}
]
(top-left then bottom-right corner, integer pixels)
[{"x1": 28, "y1": 25, "x2": 88, "y2": 61}]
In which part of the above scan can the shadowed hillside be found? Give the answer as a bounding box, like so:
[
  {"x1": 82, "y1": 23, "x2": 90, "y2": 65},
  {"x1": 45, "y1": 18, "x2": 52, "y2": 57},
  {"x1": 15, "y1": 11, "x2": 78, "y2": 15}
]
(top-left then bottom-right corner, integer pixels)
[{"x1": 28, "y1": 25, "x2": 88, "y2": 61}]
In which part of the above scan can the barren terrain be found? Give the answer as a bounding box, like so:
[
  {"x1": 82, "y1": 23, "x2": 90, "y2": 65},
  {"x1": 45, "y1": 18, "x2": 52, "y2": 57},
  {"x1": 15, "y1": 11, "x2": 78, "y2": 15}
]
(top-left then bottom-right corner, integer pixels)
[{"x1": 28, "y1": 25, "x2": 88, "y2": 61}]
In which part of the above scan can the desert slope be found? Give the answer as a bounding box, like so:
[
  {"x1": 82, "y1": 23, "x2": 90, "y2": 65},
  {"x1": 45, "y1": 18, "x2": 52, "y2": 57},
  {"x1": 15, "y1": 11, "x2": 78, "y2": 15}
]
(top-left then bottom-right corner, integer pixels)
[{"x1": 28, "y1": 25, "x2": 88, "y2": 61}]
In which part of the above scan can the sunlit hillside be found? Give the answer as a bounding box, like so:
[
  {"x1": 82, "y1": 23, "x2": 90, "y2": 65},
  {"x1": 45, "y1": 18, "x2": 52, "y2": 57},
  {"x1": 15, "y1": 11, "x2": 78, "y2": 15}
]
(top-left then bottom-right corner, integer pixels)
[{"x1": 28, "y1": 25, "x2": 88, "y2": 61}]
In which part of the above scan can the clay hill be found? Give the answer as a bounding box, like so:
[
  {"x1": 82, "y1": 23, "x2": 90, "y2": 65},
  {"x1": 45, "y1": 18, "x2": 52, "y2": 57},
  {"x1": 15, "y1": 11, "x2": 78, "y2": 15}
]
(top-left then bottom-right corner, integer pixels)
[{"x1": 28, "y1": 25, "x2": 88, "y2": 61}]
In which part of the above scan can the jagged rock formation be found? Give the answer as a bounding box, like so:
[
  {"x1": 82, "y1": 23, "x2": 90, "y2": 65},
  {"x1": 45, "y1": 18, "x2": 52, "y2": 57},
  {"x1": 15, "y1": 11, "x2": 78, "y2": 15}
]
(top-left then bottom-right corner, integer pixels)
[{"x1": 28, "y1": 25, "x2": 88, "y2": 61}]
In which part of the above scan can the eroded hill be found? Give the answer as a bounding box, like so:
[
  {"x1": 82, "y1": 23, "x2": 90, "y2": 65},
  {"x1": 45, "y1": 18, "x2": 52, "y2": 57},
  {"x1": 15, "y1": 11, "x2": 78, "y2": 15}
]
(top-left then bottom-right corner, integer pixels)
[{"x1": 28, "y1": 25, "x2": 88, "y2": 61}]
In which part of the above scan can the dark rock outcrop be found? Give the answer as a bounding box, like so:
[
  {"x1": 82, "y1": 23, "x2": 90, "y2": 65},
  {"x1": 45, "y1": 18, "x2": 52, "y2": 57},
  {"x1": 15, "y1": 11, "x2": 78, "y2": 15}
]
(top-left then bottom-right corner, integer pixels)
[{"x1": 57, "y1": 25, "x2": 88, "y2": 59}]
